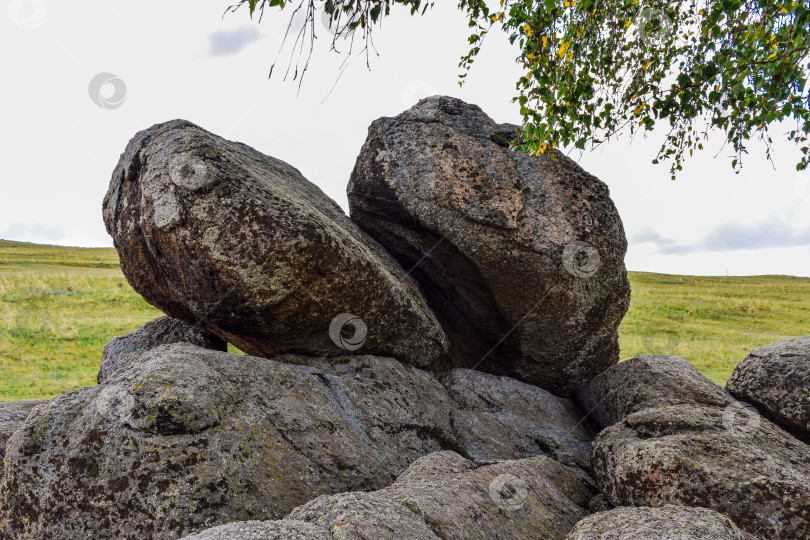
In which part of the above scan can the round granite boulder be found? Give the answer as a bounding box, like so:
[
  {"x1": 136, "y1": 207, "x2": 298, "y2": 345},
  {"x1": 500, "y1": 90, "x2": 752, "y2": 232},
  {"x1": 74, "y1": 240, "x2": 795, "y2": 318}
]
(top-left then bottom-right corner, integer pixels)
[{"x1": 348, "y1": 96, "x2": 630, "y2": 395}]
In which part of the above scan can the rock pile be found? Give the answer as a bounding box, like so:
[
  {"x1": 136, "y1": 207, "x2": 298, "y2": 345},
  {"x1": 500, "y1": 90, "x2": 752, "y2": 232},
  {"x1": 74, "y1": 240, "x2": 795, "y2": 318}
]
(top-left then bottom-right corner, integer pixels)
[
  {"x1": 0, "y1": 97, "x2": 808, "y2": 539},
  {"x1": 581, "y1": 355, "x2": 810, "y2": 539},
  {"x1": 1, "y1": 344, "x2": 597, "y2": 539}
]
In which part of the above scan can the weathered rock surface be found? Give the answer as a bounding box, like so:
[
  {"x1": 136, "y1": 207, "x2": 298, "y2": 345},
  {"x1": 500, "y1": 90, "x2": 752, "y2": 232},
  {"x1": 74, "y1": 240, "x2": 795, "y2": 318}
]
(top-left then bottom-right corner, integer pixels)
[
  {"x1": 576, "y1": 355, "x2": 733, "y2": 429},
  {"x1": 591, "y1": 404, "x2": 810, "y2": 539},
  {"x1": 98, "y1": 316, "x2": 226, "y2": 383},
  {"x1": 184, "y1": 451, "x2": 593, "y2": 540},
  {"x1": 103, "y1": 119, "x2": 448, "y2": 367},
  {"x1": 0, "y1": 400, "x2": 40, "y2": 474},
  {"x1": 726, "y1": 336, "x2": 810, "y2": 442},
  {"x1": 292, "y1": 451, "x2": 592, "y2": 540},
  {"x1": 1, "y1": 344, "x2": 594, "y2": 539},
  {"x1": 583, "y1": 355, "x2": 810, "y2": 538},
  {"x1": 566, "y1": 505, "x2": 755, "y2": 540},
  {"x1": 435, "y1": 368, "x2": 595, "y2": 479},
  {"x1": 0, "y1": 401, "x2": 39, "y2": 449},
  {"x1": 348, "y1": 95, "x2": 630, "y2": 395},
  {"x1": 182, "y1": 521, "x2": 331, "y2": 540}
]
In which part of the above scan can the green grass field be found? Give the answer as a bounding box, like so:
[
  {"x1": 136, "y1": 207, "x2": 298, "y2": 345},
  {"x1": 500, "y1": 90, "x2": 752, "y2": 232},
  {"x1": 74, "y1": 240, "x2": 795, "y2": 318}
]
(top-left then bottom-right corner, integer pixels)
[{"x1": 1, "y1": 239, "x2": 809, "y2": 401}]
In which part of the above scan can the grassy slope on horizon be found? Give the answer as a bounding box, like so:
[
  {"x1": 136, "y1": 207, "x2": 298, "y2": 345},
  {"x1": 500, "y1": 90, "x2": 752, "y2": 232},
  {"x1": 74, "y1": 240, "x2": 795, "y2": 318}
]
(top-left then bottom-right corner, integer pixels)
[{"x1": 1, "y1": 239, "x2": 809, "y2": 401}]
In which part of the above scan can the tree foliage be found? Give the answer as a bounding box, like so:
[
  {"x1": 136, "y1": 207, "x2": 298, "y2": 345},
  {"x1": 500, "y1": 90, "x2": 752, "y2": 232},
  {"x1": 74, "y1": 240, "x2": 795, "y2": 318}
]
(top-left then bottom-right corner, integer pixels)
[{"x1": 229, "y1": 0, "x2": 810, "y2": 177}]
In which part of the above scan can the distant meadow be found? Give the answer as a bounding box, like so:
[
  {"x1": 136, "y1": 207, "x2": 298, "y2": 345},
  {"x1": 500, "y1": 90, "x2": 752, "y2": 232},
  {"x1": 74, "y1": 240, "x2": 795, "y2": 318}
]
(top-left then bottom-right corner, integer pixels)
[{"x1": 1, "y1": 239, "x2": 809, "y2": 401}]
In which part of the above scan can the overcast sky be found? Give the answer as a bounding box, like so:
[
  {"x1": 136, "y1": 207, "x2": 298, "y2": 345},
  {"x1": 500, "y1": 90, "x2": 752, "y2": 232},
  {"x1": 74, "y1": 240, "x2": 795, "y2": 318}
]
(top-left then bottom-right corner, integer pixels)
[{"x1": 2, "y1": 0, "x2": 809, "y2": 277}]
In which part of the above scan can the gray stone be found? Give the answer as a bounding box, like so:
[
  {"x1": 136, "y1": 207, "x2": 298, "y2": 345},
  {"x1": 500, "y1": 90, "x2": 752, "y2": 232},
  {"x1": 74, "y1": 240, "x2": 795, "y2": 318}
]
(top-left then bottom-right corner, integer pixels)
[
  {"x1": 582, "y1": 354, "x2": 810, "y2": 538},
  {"x1": 98, "y1": 316, "x2": 226, "y2": 383},
  {"x1": 726, "y1": 336, "x2": 810, "y2": 442},
  {"x1": 436, "y1": 368, "x2": 596, "y2": 480},
  {"x1": 566, "y1": 505, "x2": 755, "y2": 539},
  {"x1": 184, "y1": 451, "x2": 593, "y2": 540},
  {"x1": 103, "y1": 119, "x2": 448, "y2": 368},
  {"x1": 291, "y1": 451, "x2": 593, "y2": 540},
  {"x1": 1, "y1": 344, "x2": 594, "y2": 539},
  {"x1": 591, "y1": 404, "x2": 810, "y2": 539},
  {"x1": 0, "y1": 400, "x2": 40, "y2": 474},
  {"x1": 181, "y1": 521, "x2": 331, "y2": 540},
  {"x1": 348, "y1": 96, "x2": 630, "y2": 395},
  {"x1": 576, "y1": 355, "x2": 733, "y2": 429}
]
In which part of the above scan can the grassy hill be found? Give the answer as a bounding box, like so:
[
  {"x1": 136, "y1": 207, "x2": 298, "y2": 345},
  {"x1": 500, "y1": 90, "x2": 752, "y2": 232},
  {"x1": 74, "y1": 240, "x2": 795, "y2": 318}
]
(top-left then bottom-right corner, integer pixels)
[{"x1": 1, "y1": 239, "x2": 808, "y2": 401}]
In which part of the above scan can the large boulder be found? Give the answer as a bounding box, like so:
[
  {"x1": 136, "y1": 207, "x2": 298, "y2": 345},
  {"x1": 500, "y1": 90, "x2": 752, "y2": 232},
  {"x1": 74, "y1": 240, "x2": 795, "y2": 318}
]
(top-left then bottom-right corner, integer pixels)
[
  {"x1": 435, "y1": 368, "x2": 595, "y2": 481},
  {"x1": 566, "y1": 505, "x2": 755, "y2": 540},
  {"x1": 726, "y1": 336, "x2": 810, "y2": 442},
  {"x1": 591, "y1": 404, "x2": 810, "y2": 539},
  {"x1": 102, "y1": 119, "x2": 448, "y2": 368},
  {"x1": 285, "y1": 356, "x2": 597, "y2": 479},
  {"x1": 576, "y1": 355, "x2": 734, "y2": 429},
  {"x1": 0, "y1": 344, "x2": 595, "y2": 539},
  {"x1": 347, "y1": 96, "x2": 630, "y2": 395},
  {"x1": 184, "y1": 451, "x2": 593, "y2": 540},
  {"x1": 98, "y1": 316, "x2": 226, "y2": 383},
  {"x1": 584, "y1": 356, "x2": 810, "y2": 539},
  {"x1": 291, "y1": 451, "x2": 592, "y2": 540}
]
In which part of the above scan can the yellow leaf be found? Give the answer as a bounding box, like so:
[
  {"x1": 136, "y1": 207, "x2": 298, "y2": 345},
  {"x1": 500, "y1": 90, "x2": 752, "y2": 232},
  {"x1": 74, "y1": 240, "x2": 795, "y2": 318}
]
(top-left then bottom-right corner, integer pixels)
[
  {"x1": 527, "y1": 53, "x2": 538, "y2": 60},
  {"x1": 523, "y1": 23, "x2": 532, "y2": 36},
  {"x1": 539, "y1": 143, "x2": 547, "y2": 154},
  {"x1": 634, "y1": 101, "x2": 645, "y2": 115},
  {"x1": 625, "y1": 20, "x2": 632, "y2": 28},
  {"x1": 557, "y1": 40, "x2": 570, "y2": 58},
  {"x1": 643, "y1": 60, "x2": 650, "y2": 71},
  {"x1": 542, "y1": 35, "x2": 548, "y2": 47}
]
